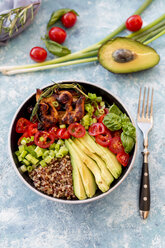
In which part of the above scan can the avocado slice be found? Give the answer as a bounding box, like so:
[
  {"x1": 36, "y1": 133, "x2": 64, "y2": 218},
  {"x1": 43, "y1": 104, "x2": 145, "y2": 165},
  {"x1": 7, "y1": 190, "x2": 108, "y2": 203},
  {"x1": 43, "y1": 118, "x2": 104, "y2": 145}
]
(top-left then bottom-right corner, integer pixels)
[
  {"x1": 98, "y1": 37, "x2": 160, "y2": 73},
  {"x1": 74, "y1": 139, "x2": 114, "y2": 186},
  {"x1": 80, "y1": 133, "x2": 122, "y2": 179},
  {"x1": 65, "y1": 140, "x2": 87, "y2": 200},
  {"x1": 69, "y1": 139, "x2": 109, "y2": 193}
]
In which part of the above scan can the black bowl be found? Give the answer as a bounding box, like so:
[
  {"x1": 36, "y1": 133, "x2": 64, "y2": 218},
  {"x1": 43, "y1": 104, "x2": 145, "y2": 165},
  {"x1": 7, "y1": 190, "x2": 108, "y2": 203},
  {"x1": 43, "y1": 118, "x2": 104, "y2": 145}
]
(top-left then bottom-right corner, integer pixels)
[{"x1": 9, "y1": 80, "x2": 137, "y2": 204}]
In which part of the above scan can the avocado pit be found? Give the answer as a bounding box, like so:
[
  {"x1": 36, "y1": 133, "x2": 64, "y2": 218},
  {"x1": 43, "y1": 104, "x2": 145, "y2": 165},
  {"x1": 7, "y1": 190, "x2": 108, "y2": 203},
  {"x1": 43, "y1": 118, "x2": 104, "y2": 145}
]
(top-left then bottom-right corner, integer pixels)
[{"x1": 112, "y1": 49, "x2": 134, "y2": 63}]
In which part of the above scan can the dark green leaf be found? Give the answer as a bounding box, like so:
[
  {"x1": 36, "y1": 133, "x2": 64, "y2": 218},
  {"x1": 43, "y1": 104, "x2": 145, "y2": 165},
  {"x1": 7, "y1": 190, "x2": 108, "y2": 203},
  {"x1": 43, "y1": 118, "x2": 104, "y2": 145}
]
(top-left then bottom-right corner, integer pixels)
[
  {"x1": 122, "y1": 122, "x2": 136, "y2": 142},
  {"x1": 121, "y1": 113, "x2": 130, "y2": 125},
  {"x1": 109, "y1": 103, "x2": 122, "y2": 116},
  {"x1": 47, "y1": 8, "x2": 79, "y2": 28},
  {"x1": 103, "y1": 113, "x2": 122, "y2": 131},
  {"x1": 121, "y1": 132, "x2": 135, "y2": 153},
  {"x1": 42, "y1": 38, "x2": 71, "y2": 57}
]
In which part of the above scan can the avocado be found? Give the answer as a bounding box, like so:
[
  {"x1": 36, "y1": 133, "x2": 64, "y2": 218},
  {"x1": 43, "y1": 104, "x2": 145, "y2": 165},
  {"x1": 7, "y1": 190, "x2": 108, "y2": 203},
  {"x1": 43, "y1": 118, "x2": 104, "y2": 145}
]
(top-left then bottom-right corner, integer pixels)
[
  {"x1": 80, "y1": 133, "x2": 122, "y2": 179},
  {"x1": 69, "y1": 139, "x2": 109, "y2": 193},
  {"x1": 74, "y1": 139, "x2": 114, "y2": 186},
  {"x1": 65, "y1": 140, "x2": 87, "y2": 200},
  {"x1": 98, "y1": 37, "x2": 160, "y2": 73}
]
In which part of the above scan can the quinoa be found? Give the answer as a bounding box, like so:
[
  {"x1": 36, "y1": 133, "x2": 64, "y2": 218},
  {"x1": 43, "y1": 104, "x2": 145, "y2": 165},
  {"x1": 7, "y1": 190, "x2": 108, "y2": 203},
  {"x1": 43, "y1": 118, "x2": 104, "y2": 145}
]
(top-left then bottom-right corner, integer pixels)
[{"x1": 29, "y1": 155, "x2": 76, "y2": 200}]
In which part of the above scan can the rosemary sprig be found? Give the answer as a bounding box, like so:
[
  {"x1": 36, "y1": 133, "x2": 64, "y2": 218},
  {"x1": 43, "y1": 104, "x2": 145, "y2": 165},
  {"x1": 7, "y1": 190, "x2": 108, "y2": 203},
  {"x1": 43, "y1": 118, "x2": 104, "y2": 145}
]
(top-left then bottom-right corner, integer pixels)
[
  {"x1": 0, "y1": 3, "x2": 39, "y2": 37},
  {"x1": 30, "y1": 83, "x2": 89, "y2": 122}
]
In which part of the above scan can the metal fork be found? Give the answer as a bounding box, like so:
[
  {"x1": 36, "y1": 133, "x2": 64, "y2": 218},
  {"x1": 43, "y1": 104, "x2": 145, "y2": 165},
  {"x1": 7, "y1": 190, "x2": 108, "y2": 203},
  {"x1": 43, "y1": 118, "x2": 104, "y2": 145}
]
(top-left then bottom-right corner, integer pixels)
[{"x1": 137, "y1": 87, "x2": 154, "y2": 219}]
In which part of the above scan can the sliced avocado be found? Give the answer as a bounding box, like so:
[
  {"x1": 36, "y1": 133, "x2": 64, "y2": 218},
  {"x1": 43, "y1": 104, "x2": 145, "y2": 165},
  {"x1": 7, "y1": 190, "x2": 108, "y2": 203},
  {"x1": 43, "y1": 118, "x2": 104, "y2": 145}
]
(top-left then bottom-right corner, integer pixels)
[
  {"x1": 65, "y1": 140, "x2": 87, "y2": 200},
  {"x1": 80, "y1": 133, "x2": 122, "y2": 179},
  {"x1": 74, "y1": 139, "x2": 114, "y2": 186},
  {"x1": 69, "y1": 139, "x2": 109, "y2": 193},
  {"x1": 65, "y1": 140, "x2": 97, "y2": 198},
  {"x1": 98, "y1": 37, "x2": 160, "y2": 73}
]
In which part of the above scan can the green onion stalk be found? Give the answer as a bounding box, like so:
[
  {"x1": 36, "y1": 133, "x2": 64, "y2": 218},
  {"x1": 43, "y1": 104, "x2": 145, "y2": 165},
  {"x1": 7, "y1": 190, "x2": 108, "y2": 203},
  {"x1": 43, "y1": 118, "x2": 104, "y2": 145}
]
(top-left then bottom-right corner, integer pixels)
[{"x1": 1, "y1": 0, "x2": 164, "y2": 75}]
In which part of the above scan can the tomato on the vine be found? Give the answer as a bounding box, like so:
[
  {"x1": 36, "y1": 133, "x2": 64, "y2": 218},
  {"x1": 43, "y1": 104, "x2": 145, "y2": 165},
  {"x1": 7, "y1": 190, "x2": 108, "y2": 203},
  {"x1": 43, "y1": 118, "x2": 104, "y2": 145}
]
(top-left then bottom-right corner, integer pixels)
[
  {"x1": 34, "y1": 131, "x2": 55, "y2": 148},
  {"x1": 30, "y1": 47, "x2": 47, "y2": 62},
  {"x1": 88, "y1": 123, "x2": 105, "y2": 136},
  {"x1": 61, "y1": 12, "x2": 77, "y2": 28},
  {"x1": 49, "y1": 27, "x2": 67, "y2": 44},
  {"x1": 109, "y1": 136, "x2": 124, "y2": 154},
  {"x1": 117, "y1": 151, "x2": 129, "y2": 167},
  {"x1": 16, "y1": 118, "x2": 31, "y2": 133},
  {"x1": 68, "y1": 123, "x2": 86, "y2": 138},
  {"x1": 126, "y1": 15, "x2": 143, "y2": 32},
  {"x1": 56, "y1": 128, "x2": 70, "y2": 139}
]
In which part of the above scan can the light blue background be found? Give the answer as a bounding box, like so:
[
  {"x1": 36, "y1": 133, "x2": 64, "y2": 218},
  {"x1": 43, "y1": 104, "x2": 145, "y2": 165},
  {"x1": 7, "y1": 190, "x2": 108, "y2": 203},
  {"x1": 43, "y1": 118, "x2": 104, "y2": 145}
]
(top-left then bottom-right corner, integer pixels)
[{"x1": 0, "y1": 0, "x2": 165, "y2": 247}]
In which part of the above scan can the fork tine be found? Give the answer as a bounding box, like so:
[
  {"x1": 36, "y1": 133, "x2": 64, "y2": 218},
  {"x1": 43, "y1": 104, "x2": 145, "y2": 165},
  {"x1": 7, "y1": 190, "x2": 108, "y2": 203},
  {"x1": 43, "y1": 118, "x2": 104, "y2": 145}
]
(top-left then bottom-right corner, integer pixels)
[
  {"x1": 146, "y1": 88, "x2": 150, "y2": 118},
  {"x1": 150, "y1": 88, "x2": 154, "y2": 118},
  {"x1": 142, "y1": 87, "x2": 146, "y2": 118},
  {"x1": 137, "y1": 87, "x2": 142, "y2": 117}
]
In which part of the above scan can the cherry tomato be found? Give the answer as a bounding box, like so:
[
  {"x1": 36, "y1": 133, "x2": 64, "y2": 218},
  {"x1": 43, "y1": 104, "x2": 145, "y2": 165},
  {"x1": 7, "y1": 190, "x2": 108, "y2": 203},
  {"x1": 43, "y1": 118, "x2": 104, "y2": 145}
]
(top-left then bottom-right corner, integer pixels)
[
  {"x1": 28, "y1": 123, "x2": 38, "y2": 137},
  {"x1": 48, "y1": 126, "x2": 59, "y2": 139},
  {"x1": 68, "y1": 123, "x2": 86, "y2": 138},
  {"x1": 56, "y1": 128, "x2": 71, "y2": 139},
  {"x1": 61, "y1": 12, "x2": 77, "y2": 28},
  {"x1": 126, "y1": 15, "x2": 143, "y2": 32},
  {"x1": 88, "y1": 123, "x2": 105, "y2": 136},
  {"x1": 98, "y1": 114, "x2": 106, "y2": 123},
  {"x1": 49, "y1": 27, "x2": 67, "y2": 44},
  {"x1": 16, "y1": 118, "x2": 31, "y2": 133},
  {"x1": 112, "y1": 130, "x2": 122, "y2": 137},
  {"x1": 17, "y1": 131, "x2": 29, "y2": 145},
  {"x1": 30, "y1": 47, "x2": 47, "y2": 62},
  {"x1": 95, "y1": 129, "x2": 112, "y2": 147},
  {"x1": 117, "y1": 151, "x2": 129, "y2": 167},
  {"x1": 109, "y1": 136, "x2": 124, "y2": 154},
  {"x1": 34, "y1": 131, "x2": 55, "y2": 148}
]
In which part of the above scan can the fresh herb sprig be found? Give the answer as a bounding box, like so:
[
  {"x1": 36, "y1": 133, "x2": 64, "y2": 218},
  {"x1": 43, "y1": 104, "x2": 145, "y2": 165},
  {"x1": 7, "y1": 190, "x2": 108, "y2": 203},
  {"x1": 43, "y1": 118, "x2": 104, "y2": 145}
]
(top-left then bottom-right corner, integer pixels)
[
  {"x1": 30, "y1": 83, "x2": 88, "y2": 122},
  {"x1": 0, "y1": 3, "x2": 39, "y2": 37}
]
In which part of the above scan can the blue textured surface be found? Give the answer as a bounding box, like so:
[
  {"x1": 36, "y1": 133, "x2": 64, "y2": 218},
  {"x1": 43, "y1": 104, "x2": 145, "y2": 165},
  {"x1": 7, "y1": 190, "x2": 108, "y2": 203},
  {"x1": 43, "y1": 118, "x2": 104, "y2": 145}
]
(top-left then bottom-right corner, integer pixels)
[{"x1": 0, "y1": 0, "x2": 165, "y2": 247}]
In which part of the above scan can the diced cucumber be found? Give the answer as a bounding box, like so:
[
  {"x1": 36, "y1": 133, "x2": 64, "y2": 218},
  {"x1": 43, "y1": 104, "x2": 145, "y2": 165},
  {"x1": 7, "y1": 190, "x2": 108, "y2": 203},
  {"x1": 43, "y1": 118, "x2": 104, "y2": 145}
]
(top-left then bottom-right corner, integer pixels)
[
  {"x1": 25, "y1": 154, "x2": 39, "y2": 165},
  {"x1": 44, "y1": 155, "x2": 53, "y2": 164},
  {"x1": 34, "y1": 146, "x2": 45, "y2": 158},
  {"x1": 40, "y1": 160, "x2": 47, "y2": 168},
  {"x1": 22, "y1": 159, "x2": 30, "y2": 166},
  {"x1": 25, "y1": 146, "x2": 37, "y2": 158},
  {"x1": 19, "y1": 145, "x2": 26, "y2": 153},
  {"x1": 20, "y1": 150, "x2": 27, "y2": 159}
]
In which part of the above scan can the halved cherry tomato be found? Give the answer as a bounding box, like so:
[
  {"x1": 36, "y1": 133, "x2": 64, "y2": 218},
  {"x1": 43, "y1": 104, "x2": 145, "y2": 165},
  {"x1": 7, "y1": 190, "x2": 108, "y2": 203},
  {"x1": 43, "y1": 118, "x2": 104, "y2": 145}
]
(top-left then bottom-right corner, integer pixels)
[
  {"x1": 117, "y1": 151, "x2": 129, "y2": 167},
  {"x1": 95, "y1": 129, "x2": 112, "y2": 147},
  {"x1": 98, "y1": 114, "x2": 106, "y2": 123},
  {"x1": 68, "y1": 123, "x2": 86, "y2": 138},
  {"x1": 61, "y1": 12, "x2": 77, "y2": 28},
  {"x1": 109, "y1": 136, "x2": 124, "y2": 154},
  {"x1": 88, "y1": 123, "x2": 105, "y2": 136},
  {"x1": 16, "y1": 118, "x2": 31, "y2": 133},
  {"x1": 17, "y1": 131, "x2": 29, "y2": 145},
  {"x1": 112, "y1": 129, "x2": 122, "y2": 137},
  {"x1": 48, "y1": 126, "x2": 59, "y2": 139},
  {"x1": 56, "y1": 128, "x2": 71, "y2": 139},
  {"x1": 34, "y1": 131, "x2": 55, "y2": 148},
  {"x1": 28, "y1": 123, "x2": 38, "y2": 137},
  {"x1": 126, "y1": 15, "x2": 143, "y2": 32}
]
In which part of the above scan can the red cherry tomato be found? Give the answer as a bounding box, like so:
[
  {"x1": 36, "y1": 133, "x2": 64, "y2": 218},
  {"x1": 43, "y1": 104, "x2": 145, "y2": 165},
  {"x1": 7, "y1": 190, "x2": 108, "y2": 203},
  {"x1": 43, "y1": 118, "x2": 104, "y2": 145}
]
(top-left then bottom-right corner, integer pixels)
[
  {"x1": 34, "y1": 131, "x2": 55, "y2": 148},
  {"x1": 56, "y1": 128, "x2": 71, "y2": 139},
  {"x1": 117, "y1": 151, "x2": 129, "y2": 167},
  {"x1": 17, "y1": 131, "x2": 29, "y2": 145},
  {"x1": 30, "y1": 47, "x2": 47, "y2": 62},
  {"x1": 49, "y1": 27, "x2": 67, "y2": 44},
  {"x1": 95, "y1": 129, "x2": 112, "y2": 147},
  {"x1": 126, "y1": 15, "x2": 143, "y2": 32},
  {"x1": 48, "y1": 126, "x2": 59, "y2": 139},
  {"x1": 88, "y1": 123, "x2": 105, "y2": 136},
  {"x1": 61, "y1": 12, "x2": 77, "y2": 28},
  {"x1": 28, "y1": 123, "x2": 38, "y2": 137},
  {"x1": 16, "y1": 118, "x2": 31, "y2": 133},
  {"x1": 111, "y1": 129, "x2": 122, "y2": 137},
  {"x1": 109, "y1": 136, "x2": 124, "y2": 154},
  {"x1": 98, "y1": 114, "x2": 106, "y2": 123},
  {"x1": 68, "y1": 123, "x2": 86, "y2": 138}
]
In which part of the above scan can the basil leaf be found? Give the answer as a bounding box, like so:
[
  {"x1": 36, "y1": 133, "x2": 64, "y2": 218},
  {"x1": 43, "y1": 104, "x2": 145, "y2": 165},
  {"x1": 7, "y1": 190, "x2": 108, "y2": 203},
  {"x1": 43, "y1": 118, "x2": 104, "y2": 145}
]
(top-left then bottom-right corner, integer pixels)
[
  {"x1": 121, "y1": 113, "x2": 130, "y2": 125},
  {"x1": 121, "y1": 132, "x2": 135, "y2": 154},
  {"x1": 47, "y1": 8, "x2": 79, "y2": 28},
  {"x1": 42, "y1": 38, "x2": 71, "y2": 57},
  {"x1": 122, "y1": 122, "x2": 136, "y2": 142},
  {"x1": 103, "y1": 113, "x2": 122, "y2": 131},
  {"x1": 109, "y1": 104, "x2": 122, "y2": 116}
]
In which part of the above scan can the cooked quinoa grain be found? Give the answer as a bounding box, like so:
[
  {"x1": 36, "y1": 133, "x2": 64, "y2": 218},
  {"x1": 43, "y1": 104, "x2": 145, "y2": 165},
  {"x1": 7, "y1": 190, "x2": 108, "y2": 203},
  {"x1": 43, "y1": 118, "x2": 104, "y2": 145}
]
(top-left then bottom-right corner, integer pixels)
[{"x1": 29, "y1": 155, "x2": 76, "y2": 199}]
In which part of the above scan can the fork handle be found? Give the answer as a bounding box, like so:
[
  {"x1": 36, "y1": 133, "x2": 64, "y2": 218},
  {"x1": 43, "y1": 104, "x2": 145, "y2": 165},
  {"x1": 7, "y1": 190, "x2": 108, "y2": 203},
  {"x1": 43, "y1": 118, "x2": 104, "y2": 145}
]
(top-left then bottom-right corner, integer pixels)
[{"x1": 139, "y1": 162, "x2": 150, "y2": 219}]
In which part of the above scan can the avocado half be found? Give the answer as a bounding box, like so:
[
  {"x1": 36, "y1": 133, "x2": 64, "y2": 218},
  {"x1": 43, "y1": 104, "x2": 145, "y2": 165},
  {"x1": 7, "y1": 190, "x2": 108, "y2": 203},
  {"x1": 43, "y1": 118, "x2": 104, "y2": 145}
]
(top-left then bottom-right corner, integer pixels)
[{"x1": 98, "y1": 37, "x2": 160, "y2": 74}]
